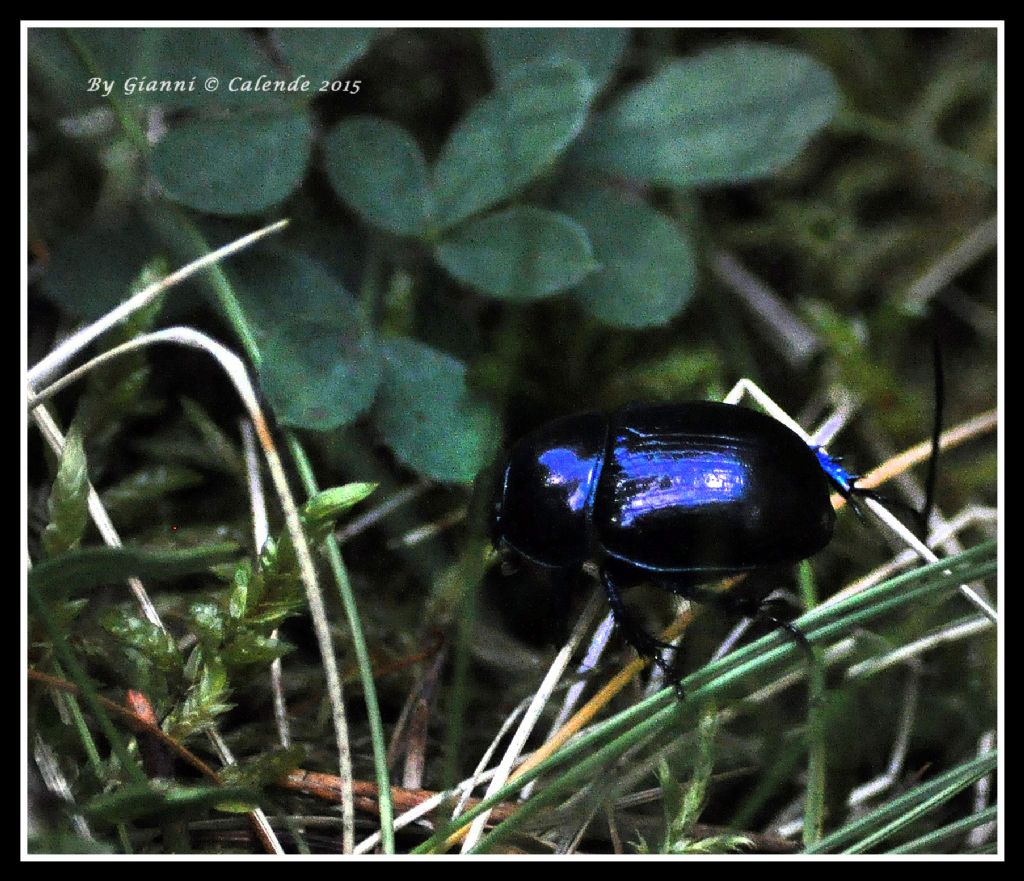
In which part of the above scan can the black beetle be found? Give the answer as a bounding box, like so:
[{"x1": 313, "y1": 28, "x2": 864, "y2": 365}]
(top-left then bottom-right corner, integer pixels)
[{"x1": 491, "y1": 401, "x2": 850, "y2": 666}]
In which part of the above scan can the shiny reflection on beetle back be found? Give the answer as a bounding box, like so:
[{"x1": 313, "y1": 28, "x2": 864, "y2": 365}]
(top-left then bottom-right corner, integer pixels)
[
  {"x1": 537, "y1": 446, "x2": 599, "y2": 513},
  {"x1": 498, "y1": 411, "x2": 607, "y2": 568},
  {"x1": 615, "y1": 447, "x2": 750, "y2": 528}
]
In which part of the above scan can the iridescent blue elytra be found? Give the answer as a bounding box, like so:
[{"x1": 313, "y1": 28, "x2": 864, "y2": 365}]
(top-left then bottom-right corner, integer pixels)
[{"x1": 493, "y1": 401, "x2": 838, "y2": 592}]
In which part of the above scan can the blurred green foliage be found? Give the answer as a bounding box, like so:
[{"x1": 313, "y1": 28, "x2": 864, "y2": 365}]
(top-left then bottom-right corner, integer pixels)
[
  {"x1": 29, "y1": 27, "x2": 996, "y2": 487},
  {"x1": 29, "y1": 27, "x2": 876, "y2": 483},
  {"x1": 28, "y1": 27, "x2": 997, "y2": 854}
]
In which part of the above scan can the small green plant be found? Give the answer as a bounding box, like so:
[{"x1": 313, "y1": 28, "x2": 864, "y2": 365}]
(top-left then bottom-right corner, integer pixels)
[{"x1": 633, "y1": 709, "x2": 752, "y2": 855}]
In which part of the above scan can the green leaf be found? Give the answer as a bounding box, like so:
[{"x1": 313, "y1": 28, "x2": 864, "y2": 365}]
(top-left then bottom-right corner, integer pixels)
[
  {"x1": 102, "y1": 608, "x2": 182, "y2": 674},
  {"x1": 244, "y1": 596, "x2": 307, "y2": 630},
  {"x1": 324, "y1": 116, "x2": 433, "y2": 235},
  {"x1": 85, "y1": 782, "x2": 259, "y2": 823},
  {"x1": 68, "y1": 258, "x2": 167, "y2": 447},
  {"x1": 301, "y1": 483, "x2": 378, "y2": 531},
  {"x1": 121, "y1": 260, "x2": 169, "y2": 333},
  {"x1": 28, "y1": 28, "x2": 144, "y2": 112},
  {"x1": 274, "y1": 27, "x2": 376, "y2": 82},
  {"x1": 52, "y1": 598, "x2": 90, "y2": 629},
  {"x1": 562, "y1": 187, "x2": 696, "y2": 328},
  {"x1": 219, "y1": 745, "x2": 307, "y2": 789},
  {"x1": 229, "y1": 251, "x2": 382, "y2": 430},
  {"x1": 374, "y1": 338, "x2": 499, "y2": 483},
  {"x1": 227, "y1": 534, "x2": 309, "y2": 631},
  {"x1": 573, "y1": 42, "x2": 841, "y2": 186},
  {"x1": 100, "y1": 464, "x2": 205, "y2": 517},
  {"x1": 39, "y1": 216, "x2": 165, "y2": 320},
  {"x1": 187, "y1": 601, "x2": 226, "y2": 650},
  {"x1": 484, "y1": 27, "x2": 629, "y2": 93},
  {"x1": 163, "y1": 657, "x2": 233, "y2": 741},
  {"x1": 151, "y1": 111, "x2": 312, "y2": 215},
  {"x1": 227, "y1": 565, "x2": 252, "y2": 621},
  {"x1": 30, "y1": 543, "x2": 241, "y2": 600},
  {"x1": 130, "y1": 29, "x2": 277, "y2": 109},
  {"x1": 220, "y1": 630, "x2": 295, "y2": 667},
  {"x1": 436, "y1": 206, "x2": 597, "y2": 301},
  {"x1": 260, "y1": 317, "x2": 381, "y2": 430},
  {"x1": 433, "y1": 61, "x2": 594, "y2": 228},
  {"x1": 41, "y1": 425, "x2": 90, "y2": 558}
]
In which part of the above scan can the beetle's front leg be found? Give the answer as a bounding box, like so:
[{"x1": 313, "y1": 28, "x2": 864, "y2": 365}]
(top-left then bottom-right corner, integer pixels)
[{"x1": 599, "y1": 568, "x2": 685, "y2": 697}]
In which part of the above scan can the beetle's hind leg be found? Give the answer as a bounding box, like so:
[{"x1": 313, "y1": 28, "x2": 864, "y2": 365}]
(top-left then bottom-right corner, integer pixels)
[
  {"x1": 686, "y1": 585, "x2": 814, "y2": 666},
  {"x1": 749, "y1": 597, "x2": 813, "y2": 663},
  {"x1": 600, "y1": 568, "x2": 685, "y2": 696}
]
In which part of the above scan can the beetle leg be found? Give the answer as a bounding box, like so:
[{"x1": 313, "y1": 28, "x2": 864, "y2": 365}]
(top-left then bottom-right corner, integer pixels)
[
  {"x1": 686, "y1": 586, "x2": 814, "y2": 665},
  {"x1": 750, "y1": 599, "x2": 814, "y2": 664},
  {"x1": 599, "y1": 568, "x2": 684, "y2": 696}
]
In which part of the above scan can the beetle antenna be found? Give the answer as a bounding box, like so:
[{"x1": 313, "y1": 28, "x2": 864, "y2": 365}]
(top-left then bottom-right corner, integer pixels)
[{"x1": 847, "y1": 336, "x2": 944, "y2": 538}]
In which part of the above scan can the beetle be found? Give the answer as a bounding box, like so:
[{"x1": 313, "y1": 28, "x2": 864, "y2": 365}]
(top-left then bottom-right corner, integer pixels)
[{"x1": 490, "y1": 400, "x2": 860, "y2": 670}]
